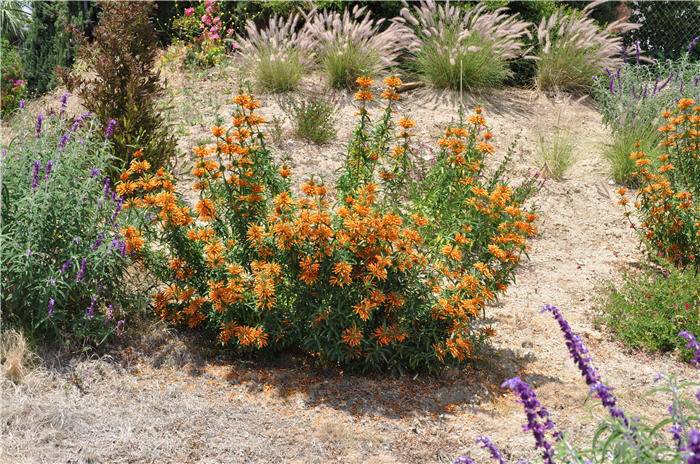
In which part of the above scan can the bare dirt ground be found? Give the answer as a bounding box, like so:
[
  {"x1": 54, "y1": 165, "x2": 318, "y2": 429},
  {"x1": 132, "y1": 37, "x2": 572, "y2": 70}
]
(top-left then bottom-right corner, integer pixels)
[{"x1": 2, "y1": 58, "x2": 697, "y2": 464}]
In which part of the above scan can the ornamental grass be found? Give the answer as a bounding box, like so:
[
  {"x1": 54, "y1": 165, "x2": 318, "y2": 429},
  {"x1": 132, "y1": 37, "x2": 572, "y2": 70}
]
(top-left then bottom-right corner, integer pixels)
[
  {"x1": 305, "y1": 6, "x2": 410, "y2": 89},
  {"x1": 398, "y1": 1, "x2": 532, "y2": 90},
  {"x1": 117, "y1": 76, "x2": 539, "y2": 373},
  {"x1": 534, "y1": 1, "x2": 640, "y2": 92}
]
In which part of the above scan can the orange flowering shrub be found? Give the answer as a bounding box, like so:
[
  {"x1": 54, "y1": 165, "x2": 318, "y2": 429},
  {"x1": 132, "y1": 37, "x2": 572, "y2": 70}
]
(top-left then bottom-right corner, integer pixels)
[
  {"x1": 119, "y1": 77, "x2": 539, "y2": 373},
  {"x1": 618, "y1": 98, "x2": 700, "y2": 268}
]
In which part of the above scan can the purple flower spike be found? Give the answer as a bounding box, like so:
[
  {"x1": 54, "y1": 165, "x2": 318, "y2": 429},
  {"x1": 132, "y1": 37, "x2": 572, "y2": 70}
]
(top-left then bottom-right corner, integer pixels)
[
  {"x1": 542, "y1": 304, "x2": 634, "y2": 431},
  {"x1": 502, "y1": 376, "x2": 557, "y2": 464},
  {"x1": 90, "y1": 168, "x2": 101, "y2": 179},
  {"x1": 454, "y1": 458, "x2": 477, "y2": 464},
  {"x1": 686, "y1": 429, "x2": 700, "y2": 464},
  {"x1": 679, "y1": 331, "x2": 700, "y2": 367},
  {"x1": 60, "y1": 259, "x2": 72, "y2": 273},
  {"x1": 59, "y1": 133, "x2": 70, "y2": 148},
  {"x1": 477, "y1": 437, "x2": 509, "y2": 464},
  {"x1": 60, "y1": 93, "x2": 68, "y2": 109},
  {"x1": 48, "y1": 299, "x2": 55, "y2": 317},
  {"x1": 76, "y1": 257, "x2": 86, "y2": 282},
  {"x1": 105, "y1": 119, "x2": 117, "y2": 140},
  {"x1": 31, "y1": 160, "x2": 42, "y2": 190},
  {"x1": 621, "y1": 45, "x2": 627, "y2": 63},
  {"x1": 689, "y1": 36, "x2": 699, "y2": 52},
  {"x1": 44, "y1": 160, "x2": 53, "y2": 179},
  {"x1": 86, "y1": 296, "x2": 97, "y2": 319},
  {"x1": 634, "y1": 40, "x2": 640, "y2": 65},
  {"x1": 609, "y1": 76, "x2": 616, "y2": 95},
  {"x1": 19, "y1": 100, "x2": 24, "y2": 109},
  {"x1": 35, "y1": 114, "x2": 44, "y2": 138}
]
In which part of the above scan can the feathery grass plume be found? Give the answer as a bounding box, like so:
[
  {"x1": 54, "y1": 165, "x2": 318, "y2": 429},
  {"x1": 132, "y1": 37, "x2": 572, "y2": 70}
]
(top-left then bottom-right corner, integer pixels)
[
  {"x1": 305, "y1": 5, "x2": 409, "y2": 89},
  {"x1": 535, "y1": 0, "x2": 640, "y2": 92},
  {"x1": 398, "y1": 1, "x2": 532, "y2": 90},
  {"x1": 236, "y1": 13, "x2": 313, "y2": 92}
]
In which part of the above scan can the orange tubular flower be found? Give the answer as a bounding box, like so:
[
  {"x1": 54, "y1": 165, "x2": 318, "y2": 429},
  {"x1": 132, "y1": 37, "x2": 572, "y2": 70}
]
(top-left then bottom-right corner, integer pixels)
[
  {"x1": 211, "y1": 126, "x2": 225, "y2": 137},
  {"x1": 195, "y1": 199, "x2": 216, "y2": 221},
  {"x1": 342, "y1": 326, "x2": 363, "y2": 347},
  {"x1": 397, "y1": 117, "x2": 416, "y2": 128},
  {"x1": 383, "y1": 76, "x2": 402, "y2": 87},
  {"x1": 356, "y1": 77, "x2": 374, "y2": 87},
  {"x1": 355, "y1": 89, "x2": 374, "y2": 101}
]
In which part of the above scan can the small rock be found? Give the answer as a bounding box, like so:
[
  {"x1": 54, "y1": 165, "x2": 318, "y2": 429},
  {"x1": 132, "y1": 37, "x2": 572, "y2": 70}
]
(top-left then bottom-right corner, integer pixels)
[{"x1": 608, "y1": 180, "x2": 615, "y2": 185}]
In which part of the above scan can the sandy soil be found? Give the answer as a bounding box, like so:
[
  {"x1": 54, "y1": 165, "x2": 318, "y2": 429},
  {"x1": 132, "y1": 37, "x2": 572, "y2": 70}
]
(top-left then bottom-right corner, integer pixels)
[{"x1": 2, "y1": 58, "x2": 697, "y2": 464}]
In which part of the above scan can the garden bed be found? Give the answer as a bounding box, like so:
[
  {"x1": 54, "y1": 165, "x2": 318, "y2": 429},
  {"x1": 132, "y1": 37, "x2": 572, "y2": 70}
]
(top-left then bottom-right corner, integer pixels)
[{"x1": 2, "y1": 60, "x2": 697, "y2": 463}]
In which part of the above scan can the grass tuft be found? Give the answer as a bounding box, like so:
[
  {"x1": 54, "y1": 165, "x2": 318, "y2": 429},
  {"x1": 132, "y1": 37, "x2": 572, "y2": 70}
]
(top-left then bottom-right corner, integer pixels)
[{"x1": 1, "y1": 329, "x2": 36, "y2": 383}]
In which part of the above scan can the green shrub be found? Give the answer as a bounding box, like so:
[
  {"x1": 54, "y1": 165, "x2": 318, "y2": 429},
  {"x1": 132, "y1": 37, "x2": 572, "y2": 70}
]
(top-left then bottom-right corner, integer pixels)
[
  {"x1": 277, "y1": 82, "x2": 340, "y2": 144},
  {"x1": 597, "y1": 261, "x2": 699, "y2": 363},
  {"x1": 60, "y1": 1, "x2": 176, "y2": 177},
  {"x1": 534, "y1": 5, "x2": 639, "y2": 92},
  {"x1": 400, "y1": 2, "x2": 531, "y2": 91},
  {"x1": 306, "y1": 6, "x2": 408, "y2": 89},
  {"x1": 0, "y1": 97, "x2": 145, "y2": 345},
  {"x1": 0, "y1": 39, "x2": 26, "y2": 119}
]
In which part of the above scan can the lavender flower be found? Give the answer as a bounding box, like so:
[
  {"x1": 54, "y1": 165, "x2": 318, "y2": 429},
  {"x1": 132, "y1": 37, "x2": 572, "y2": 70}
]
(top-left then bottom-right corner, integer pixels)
[
  {"x1": 31, "y1": 160, "x2": 42, "y2": 190},
  {"x1": 454, "y1": 458, "x2": 477, "y2": 464},
  {"x1": 690, "y1": 36, "x2": 700, "y2": 53},
  {"x1": 686, "y1": 429, "x2": 700, "y2": 464},
  {"x1": 86, "y1": 296, "x2": 97, "y2": 319},
  {"x1": 679, "y1": 331, "x2": 700, "y2": 367},
  {"x1": 541, "y1": 304, "x2": 633, "y2": 429},
  {"x1": 48, "y1": 299, "x2": 55, "y2": 317},
  {"x1": 35, "y1": 114, "x2": 44, "y2": 138},
  {"x1": 609, "y1": 75, "x2": 616, "y2": 95},
  {"x1": 76, "y1": 257, "x2": 86, "y2": 282},
  {"x1": 668, "y1": 403, "x2": 683, "y2": 450},
  {"x1": 621, "y1": 45, "x2": 627, "y2": 63},
  {"x1": 634, "y1": 40, "x2": 640, "y2": 65},
  {"x1": 59, "y1": 133, "x2": 70, "y2": 148},
  {"x1": 90, "y1": 168, "x2": 101, "y2": 179},
  {"x1": 44, "y1": 160, "x2": 53, "y2": 179},
  {"x1": 60, "y1": 93, "x2": 68, "y2": 109},
  {"x1": 104, "y1": 304, "x2": 114, "y2": 325},
  {"x1": 658, "y1": 73, "x2": 674, "y2": 93},
  {"x1": 477, "y1": 437, "x2": 509, "y2": 464},
  {"x1": 19, "y1": 100, "x2": 24, "y2": 109},
  {"x1": 501, "y1": 376, "x2": 557, "y2": 464},
  {"x1": 105, "y1": 119, "x2": 117, "y2": 140},
  {"x1": 60, "y1": 259, "x2": 72, "y2": 273},
  {"x1": 74, "y1": 237, "x2": 80, "y2": 244}
]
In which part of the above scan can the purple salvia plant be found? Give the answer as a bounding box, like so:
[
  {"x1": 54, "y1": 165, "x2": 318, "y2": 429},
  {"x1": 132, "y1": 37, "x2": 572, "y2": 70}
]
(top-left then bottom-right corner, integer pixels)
[
  {"x1": 658, "y1": 72, "x2": 674, "y2": 93},
  {"x1": 44, "y1": 161, "x2": 53, "y2": 179},
  {"x1": 31, "y1": 160, "x2": 42, "y2": 190},
  {"x1": 621, "y1": 45, "x2": 627, "y2": 63},
  {"x1": 35, "y1": 114, "x2": 44, "y2": 138},
  {"x1": 689, "y1": 36, "x2": 699, "y2": 52},
  {"x1": 476, "y1": 436, "x2": 509, "y2": 464},
  {"x1": 501, "y1": 376, "x2": 558, "y2": 464},
  {"x1": 48, "y1": 299, "x2": 55, "y2": 317},
  {"x1": 679, "y1": 331, "x2": 700, "y2": 367},
  {"x1": 60, "y1": 259, "x2": 72, "y2": 273},
  {"x1": 59, "y1": 133, "x2": 70, "y2": 148},
  {"x1": 76, "y1": 257, "x2": 87, "y2": 282},
  {"x1": 105, "y1": 119, "x2": 117, "y2": 140},
  {"x1": 686, "y1": 429, "x2": 700, "y2": 464},
  {"x1": 86, "y1": 296, "x2": 97, "y2": 319},
  {"x1": 454, "y1": 457, "x2": 477, "y2": 464},
  {"x1": 541, "y1": 304, "x2": 634, "y2": 430}
]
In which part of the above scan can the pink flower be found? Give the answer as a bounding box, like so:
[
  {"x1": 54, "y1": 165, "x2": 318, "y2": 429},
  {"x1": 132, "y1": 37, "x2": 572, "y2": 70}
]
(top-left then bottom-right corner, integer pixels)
[
  {"x1": 226, "y1": 28, "x2": 233, "y2": 36},
  {"x1": 185, "y1": 7, "x2": 194, "y2": 16},
  {"x1": 210, "y1": 26, "x2": 219, "y2": 33}
]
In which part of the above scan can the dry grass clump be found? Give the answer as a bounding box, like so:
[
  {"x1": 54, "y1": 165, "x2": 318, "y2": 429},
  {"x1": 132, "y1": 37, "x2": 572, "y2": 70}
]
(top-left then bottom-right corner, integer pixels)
[
  {"x1": 1, "y1": 329, "x2": 37, "y2": 383},
  {"x1": 534, "y1": 0, "x2": 640, "y2": 92},
  {"x1": 399, "y1": 1, "x2": 532, "y2": 90},
  {"x1": 236, "y1": 13, "x2": 313, "y2": 92},
  {"x1": 305, "y1": 5, "x2": 410, "y2": 89}
]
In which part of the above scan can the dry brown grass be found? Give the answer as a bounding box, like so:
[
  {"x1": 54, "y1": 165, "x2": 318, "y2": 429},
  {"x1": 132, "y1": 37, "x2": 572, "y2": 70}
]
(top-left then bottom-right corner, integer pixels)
[{"x1": 1, "y1": 329, "x2": 37, "y2": 383}]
